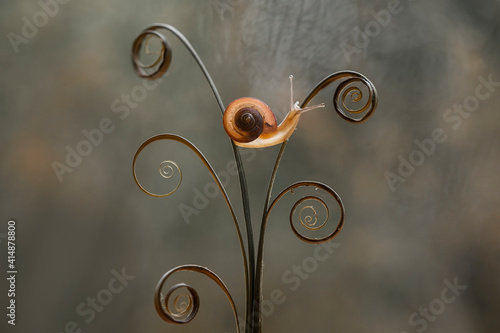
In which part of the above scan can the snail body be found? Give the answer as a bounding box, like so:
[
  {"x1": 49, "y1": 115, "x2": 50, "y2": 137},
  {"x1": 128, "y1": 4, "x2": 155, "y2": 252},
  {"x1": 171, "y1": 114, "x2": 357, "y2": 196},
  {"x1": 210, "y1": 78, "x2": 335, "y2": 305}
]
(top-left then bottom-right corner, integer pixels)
[{"x1": 223, "y1": 76, "x2": 325, "y2": 148}]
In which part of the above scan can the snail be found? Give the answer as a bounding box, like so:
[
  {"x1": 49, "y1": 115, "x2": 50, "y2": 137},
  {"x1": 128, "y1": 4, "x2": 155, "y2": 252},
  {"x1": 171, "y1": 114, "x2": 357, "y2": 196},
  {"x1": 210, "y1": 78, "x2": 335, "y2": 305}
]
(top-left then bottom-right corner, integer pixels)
[{"x1": 223, "y1": 75, "x2": 325, "y2": 148}]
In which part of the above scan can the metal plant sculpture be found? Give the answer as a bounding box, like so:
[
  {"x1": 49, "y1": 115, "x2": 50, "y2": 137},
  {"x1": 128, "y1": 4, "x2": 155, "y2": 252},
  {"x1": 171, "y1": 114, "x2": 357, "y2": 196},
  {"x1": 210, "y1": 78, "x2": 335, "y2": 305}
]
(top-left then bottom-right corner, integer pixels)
[{"x1": 131, "y1": 24, "x2": 378, "y2": 332}]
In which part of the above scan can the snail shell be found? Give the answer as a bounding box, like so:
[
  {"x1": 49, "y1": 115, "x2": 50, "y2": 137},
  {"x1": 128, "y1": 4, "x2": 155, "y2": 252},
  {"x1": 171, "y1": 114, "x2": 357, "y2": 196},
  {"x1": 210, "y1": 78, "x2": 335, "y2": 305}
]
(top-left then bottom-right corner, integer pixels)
[
  {"x1": 223, "y1": 98, "x2": 278, "y2": 143},
  {"x1": 222, "y1": 76, "x2": 325, "y2": 148}
]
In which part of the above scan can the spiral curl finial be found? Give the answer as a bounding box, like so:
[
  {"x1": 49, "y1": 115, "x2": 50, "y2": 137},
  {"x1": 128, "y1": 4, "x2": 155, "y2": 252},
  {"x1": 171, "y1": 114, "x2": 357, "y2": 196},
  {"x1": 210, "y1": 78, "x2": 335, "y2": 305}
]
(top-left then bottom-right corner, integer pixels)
[
  {"x1": 301, "y1": 70, "x2": 378, "y2": 124},
  {"x1": 159, "y1": 160, "x2": 178, "y2": 179},
  {"x1": 157, "y1": 282, "x2": 199, "y2": 324},
  {"x1": 132, "y1": 136, "x2": 182, "y2": 197},
  {"x1": 293, "y1": 196, "x2": 329, "y2": 231},
  {"x1": 154, "y1": 265, "x2": 240, "y2": 332},
  {"x1": 269, "y1": 182, "x2": 345, "y2": 244},
  {"x1": 132, "y1": 29, "x2": 172, "y2": 80},
  {"x1": 334, "y1": 76, "x2": 376, "y2": 122}
]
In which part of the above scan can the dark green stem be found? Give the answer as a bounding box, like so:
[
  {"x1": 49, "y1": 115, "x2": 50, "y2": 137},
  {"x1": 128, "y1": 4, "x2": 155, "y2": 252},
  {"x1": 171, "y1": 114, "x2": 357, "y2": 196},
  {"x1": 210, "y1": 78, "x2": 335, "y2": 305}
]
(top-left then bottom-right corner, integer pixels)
[
  {"x1": 253, "y1": 142, "x2": 288, "y2": 332},
  {"x1": 231, "y1": 143, "x2": 255, "y2": 333}
]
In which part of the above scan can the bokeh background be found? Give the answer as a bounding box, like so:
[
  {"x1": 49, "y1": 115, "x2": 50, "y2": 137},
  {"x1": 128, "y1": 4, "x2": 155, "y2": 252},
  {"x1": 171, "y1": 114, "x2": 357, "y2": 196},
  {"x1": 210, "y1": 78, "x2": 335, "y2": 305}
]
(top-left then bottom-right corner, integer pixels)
[{"x1": 1, "y1": 0, "x2": 499, "y2": 332}]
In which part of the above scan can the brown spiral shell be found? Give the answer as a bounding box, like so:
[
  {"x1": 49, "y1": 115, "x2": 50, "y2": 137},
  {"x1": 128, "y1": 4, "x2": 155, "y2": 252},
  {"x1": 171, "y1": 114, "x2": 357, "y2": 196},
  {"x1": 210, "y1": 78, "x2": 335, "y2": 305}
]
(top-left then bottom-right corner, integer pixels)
[{"x1": 223, "y1": 98, "x2": 278, "y2": 143}]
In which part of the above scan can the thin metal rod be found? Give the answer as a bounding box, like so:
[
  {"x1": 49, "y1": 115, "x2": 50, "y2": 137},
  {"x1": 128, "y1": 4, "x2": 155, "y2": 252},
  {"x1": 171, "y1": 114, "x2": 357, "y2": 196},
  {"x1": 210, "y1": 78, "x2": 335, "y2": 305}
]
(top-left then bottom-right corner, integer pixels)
[
  {"x1": 253, "y1": 141, "x2": 288, "y2": 332},
  {"x1": 231, "y1": 142, "x2": 256, "y2": 333}
]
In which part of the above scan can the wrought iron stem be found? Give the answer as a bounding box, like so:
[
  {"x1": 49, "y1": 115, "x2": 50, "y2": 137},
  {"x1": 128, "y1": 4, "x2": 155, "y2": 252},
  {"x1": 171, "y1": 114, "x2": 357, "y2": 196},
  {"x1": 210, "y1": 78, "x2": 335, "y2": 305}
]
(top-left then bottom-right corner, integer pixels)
[{"x1": 253, "y1": 141, "x2": 288, "y2": 332}]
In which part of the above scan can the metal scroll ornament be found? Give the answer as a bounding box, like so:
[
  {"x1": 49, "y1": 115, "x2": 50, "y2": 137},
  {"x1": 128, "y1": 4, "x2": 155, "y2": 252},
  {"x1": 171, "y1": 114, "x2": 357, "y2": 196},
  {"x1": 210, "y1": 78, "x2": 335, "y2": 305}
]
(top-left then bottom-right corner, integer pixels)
[{"x1": 130, "y1": 24, "x2": 378, "y2": 332}]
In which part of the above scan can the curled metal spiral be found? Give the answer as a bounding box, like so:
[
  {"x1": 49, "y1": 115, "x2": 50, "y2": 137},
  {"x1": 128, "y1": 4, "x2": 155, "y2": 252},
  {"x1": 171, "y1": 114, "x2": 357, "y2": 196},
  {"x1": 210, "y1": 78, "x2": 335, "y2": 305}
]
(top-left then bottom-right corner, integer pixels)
[
  {"x1": 294, "y1": 196, "x2": 328, "y2": 231},
  {"x1": 133, "y1": 148, "x2": 182, "y2": 198},
  {"x1": 302, "y1": 70, "x2": 378, "y2": 123},
  {"x1": 282, "y1": 182, "x2": 344, "y2": 244},
  {"x1": 132, "y1": 28, "x2": 172, "y2": 80},
  {"x1": 155, "y1": 264, "x2": 240, "y2": 332},
  {"x1": 159, "y1": 160, "x2": 178, "y2": 179},
  {"x1": 256, "y1": 181, "x2": 345, "y2": 254}
]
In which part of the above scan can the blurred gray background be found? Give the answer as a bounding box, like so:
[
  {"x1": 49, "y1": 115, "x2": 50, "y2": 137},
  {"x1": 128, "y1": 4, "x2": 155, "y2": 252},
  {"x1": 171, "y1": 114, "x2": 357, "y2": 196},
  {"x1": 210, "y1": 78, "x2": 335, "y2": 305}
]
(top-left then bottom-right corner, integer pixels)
[{"x1": 1, "y1": 0, "x2": 499, "y2": 332}]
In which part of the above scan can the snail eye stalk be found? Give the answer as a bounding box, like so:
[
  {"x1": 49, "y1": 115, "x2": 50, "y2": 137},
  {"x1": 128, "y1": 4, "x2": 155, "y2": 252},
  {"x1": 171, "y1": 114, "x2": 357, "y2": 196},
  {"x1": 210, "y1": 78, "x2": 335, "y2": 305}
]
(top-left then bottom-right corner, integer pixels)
[{"x1": 289, "y1": 75, "x2": 325, "y2": 114}]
